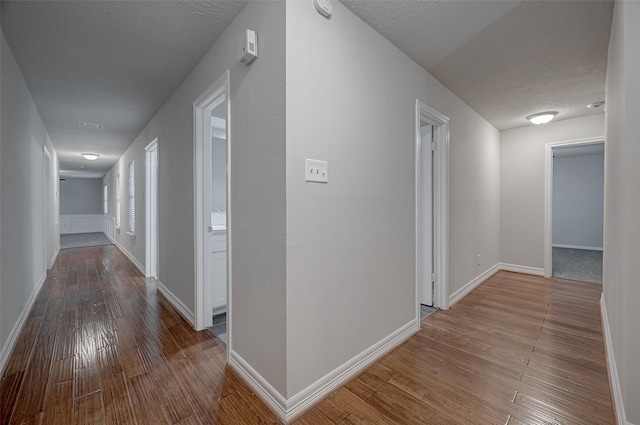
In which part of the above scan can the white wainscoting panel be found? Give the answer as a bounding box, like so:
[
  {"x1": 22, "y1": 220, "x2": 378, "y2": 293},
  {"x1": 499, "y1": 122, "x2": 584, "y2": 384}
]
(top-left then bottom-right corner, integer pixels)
[
  {"x1": 103, "y1": 215, "x2": 116, "y2": 241},
  {"x1": 60, "y1": 214, "x2": 104, "y2": 234}
]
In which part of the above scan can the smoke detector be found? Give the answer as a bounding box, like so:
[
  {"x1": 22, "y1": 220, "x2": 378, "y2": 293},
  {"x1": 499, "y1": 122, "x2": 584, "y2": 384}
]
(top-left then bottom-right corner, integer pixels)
[{"x1": 587, "y1": 101, "x2": 605, "y2": 110}]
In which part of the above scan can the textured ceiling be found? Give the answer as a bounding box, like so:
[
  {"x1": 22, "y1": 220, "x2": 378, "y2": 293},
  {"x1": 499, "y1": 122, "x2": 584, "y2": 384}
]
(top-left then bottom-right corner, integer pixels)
[
  {"x1": 1, "y1": 1, "x2": 247, "y2": 177},
  {"x1": 342, "y1": 0, "x2": 613, "y2": 130},
  {"x1": 1, "y1": 0, "x2": 613, "y2": 179}
]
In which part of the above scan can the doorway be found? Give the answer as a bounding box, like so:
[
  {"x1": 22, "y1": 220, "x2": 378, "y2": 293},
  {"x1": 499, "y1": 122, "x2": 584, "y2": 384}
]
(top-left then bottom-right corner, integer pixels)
[
  {"x1": 145, "y1": 138, "x2": 158, "y2": 278},
  {"x1": 43, "y1": 146, "x2": 55, "y2": 268},
  {"x1": 194, "y1": 71, "x2": 230, "y2": 348},
  {"x1": 416, "y1": 100, "x2": 450, "y2": 321},
  {"x1": 544, "y1": 138, "x2": 605, "y2": 282}
]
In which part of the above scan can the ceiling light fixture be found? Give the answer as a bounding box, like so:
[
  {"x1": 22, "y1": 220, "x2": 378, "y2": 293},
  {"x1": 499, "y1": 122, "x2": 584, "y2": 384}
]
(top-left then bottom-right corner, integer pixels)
[
  {"x1": 82, "y1": 153, "x2": 100, "y2": 160},
  {"x1": 527, "y1": 111, "x2": 558, "y2": 125}
]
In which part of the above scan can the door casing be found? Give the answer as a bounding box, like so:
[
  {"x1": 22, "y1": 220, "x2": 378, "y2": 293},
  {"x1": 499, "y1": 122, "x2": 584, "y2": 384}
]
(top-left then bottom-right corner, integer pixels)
[
  {"x1": 415, "y1": 100, "x2": 450, "y2": 319},
  {"x1": 194, "y1": 71, "x2": 231, "y2": 344},
  {"x1": 544, "y1": 136, "x2": 605, "y2": 277}
]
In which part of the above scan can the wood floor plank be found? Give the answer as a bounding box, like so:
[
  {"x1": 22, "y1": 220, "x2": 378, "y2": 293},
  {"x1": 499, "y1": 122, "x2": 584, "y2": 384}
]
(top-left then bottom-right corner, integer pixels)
[
  {"x1": 74, "y1": 391, "x2": 105, "y2": 425},
  {"x1": 0, "y1": 246, "x2": 616, "y2": 424}
]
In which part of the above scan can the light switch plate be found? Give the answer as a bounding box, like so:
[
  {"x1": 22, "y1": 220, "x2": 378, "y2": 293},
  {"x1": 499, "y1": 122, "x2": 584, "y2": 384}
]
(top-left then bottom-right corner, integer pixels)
[{"x1": 305, "y1": 159, "x2": 328, "y2": 183}]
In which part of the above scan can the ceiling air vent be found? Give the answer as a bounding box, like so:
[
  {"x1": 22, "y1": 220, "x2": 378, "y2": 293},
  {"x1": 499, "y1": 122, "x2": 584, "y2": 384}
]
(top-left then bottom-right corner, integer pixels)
[{"x1": 79, "y1": 121, "x2": 103, "y2": 130}]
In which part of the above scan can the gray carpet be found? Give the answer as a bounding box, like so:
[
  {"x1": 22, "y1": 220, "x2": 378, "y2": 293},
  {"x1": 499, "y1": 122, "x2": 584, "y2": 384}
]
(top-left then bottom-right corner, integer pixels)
[
  {"x1": 420, "y1": 304, "x2": 437, "y2": 320},
  {"x1": 552, "y1": 247, "x2": 603, "y2": 284},
  {"x1": 207, "y1": 313, "x2": 227, "y2": 345},
  {"x1": 60, "y1": 232, "x2": 113, "y2": 249}
]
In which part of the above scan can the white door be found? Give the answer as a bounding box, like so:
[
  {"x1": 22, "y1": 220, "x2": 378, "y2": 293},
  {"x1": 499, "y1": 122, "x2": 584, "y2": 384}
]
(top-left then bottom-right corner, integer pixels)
[
  {"x1": 419, "y1": 123, "x2": 433, "y2": 306},
  {"x1": 195, "y1": 72, "x2": 229, "y2": 330}
]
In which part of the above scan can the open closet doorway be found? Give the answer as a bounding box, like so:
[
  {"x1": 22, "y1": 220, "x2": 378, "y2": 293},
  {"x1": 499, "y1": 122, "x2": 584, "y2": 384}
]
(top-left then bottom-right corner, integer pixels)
[
  {"x1": 194, "y1": 71, "x2": 230, "y2": 349},
  {"x1": 416, "y1": 100, "x2": 450, "y2": 322},
  {"x1": 544, "y1": 138, "x2": 604, "y2": 283}
]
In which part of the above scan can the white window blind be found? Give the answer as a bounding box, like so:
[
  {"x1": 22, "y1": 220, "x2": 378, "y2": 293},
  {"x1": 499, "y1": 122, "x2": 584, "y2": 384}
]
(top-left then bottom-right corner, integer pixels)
[
  {"x1": 128, "y1": 160, "x2": 135, "y2": 233},
  {"x1": 116, "y1": 174, "x2": 121, "y2": 227},
  {"x1": 103, "y1": 184, "x2": 108, "y2": 214}
]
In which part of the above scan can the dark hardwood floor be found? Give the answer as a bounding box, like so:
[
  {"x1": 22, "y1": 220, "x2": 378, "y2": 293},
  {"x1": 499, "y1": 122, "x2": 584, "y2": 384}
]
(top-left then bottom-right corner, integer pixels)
[{"x1": 1, "y1": 245, "x2": 615, "y2": 424}]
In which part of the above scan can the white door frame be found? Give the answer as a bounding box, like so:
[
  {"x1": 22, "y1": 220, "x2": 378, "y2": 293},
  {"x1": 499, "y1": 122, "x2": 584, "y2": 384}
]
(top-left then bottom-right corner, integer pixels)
[
  {"x1": 42, "y1": 145, "x2": 53, "y2": 269},
  {"x1": 543, "y1": 136, "x2": 605, "y2": 277},
  {"x1": 194, "y1": 71, "x2": 231, "y2": 338},
  {"x1": 415, "y1": 100, "x2": 450, "y2": 319},
  {"x1": 145, "y1": 138, "x2": 159, "y2": 278}
]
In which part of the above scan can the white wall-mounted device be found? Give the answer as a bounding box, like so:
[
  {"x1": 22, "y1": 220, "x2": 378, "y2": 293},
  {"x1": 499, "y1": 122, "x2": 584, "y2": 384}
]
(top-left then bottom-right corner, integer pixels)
[
  {"x1": 238, "y1": 29, "x2": 258, "y2": 66},
  {"x1": 313, "y1": 0, "x2": 332, "y2": 17}
]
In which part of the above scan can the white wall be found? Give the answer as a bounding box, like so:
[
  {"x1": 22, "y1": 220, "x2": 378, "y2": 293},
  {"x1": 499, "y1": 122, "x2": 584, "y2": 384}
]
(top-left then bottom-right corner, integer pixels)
[
  {"x1": 552, "y1": 153, "x2": 604, "y2": 249},
  {"x1": 603, "y1": 1, "x2": 640, "y2": 423},
  {"x1": 103, "y1": 1, "x2": 288, "y2": 395},
  {"x1": 500, "y1": 114, "x2": 605, "y2": 269},
  {"x1": 0, "y1": 29, "x2": 59, "y2": 371},
  {"x1": 60, "y1": 177, "x2": 103, "y2": 215},
  {"x1": 285, "y1": 1, "x2": 501, "y2": 397}
]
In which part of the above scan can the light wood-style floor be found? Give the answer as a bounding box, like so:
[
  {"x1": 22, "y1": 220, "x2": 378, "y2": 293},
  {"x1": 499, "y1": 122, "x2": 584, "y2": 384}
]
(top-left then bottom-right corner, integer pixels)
[{"x1": 1, "y1": 245, "x2": 615, "y2": 424}]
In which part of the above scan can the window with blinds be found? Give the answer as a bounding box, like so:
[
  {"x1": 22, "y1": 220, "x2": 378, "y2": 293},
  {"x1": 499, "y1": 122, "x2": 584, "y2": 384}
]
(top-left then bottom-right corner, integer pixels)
[
  {"x1": 116, "y1": 174, "x2": 121, "y2": 227},
  {"x1": 128, "y1": 160, "x2": 135, "y2": 234}
]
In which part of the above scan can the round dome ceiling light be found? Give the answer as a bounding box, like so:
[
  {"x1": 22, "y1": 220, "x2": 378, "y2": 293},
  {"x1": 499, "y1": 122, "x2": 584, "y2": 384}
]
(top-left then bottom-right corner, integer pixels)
[
  {"x1": 82, "y1": 153, "x2": 100, "y2": 160},
  {"x1": 527, "y1": 111, "x2": 558, "y2": 125}
]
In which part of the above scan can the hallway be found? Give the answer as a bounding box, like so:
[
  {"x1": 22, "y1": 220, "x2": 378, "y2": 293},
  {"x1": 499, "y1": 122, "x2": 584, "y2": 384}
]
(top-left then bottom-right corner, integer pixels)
[{"x1": 1, "y1": 245, "x2": 616, "y2": 424}]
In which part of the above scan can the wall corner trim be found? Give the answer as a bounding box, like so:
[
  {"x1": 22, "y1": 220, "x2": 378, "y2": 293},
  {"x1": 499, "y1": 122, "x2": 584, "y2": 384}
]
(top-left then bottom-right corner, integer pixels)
[
  {"x1": 0, "y1": 271, "x2": 47, "y2": 376},
  {"x1": 156, "y1": 280, "x2": 195, "y2": 327},
  {"x1": 449, "y1": 263, "x2": 546, "y2": 308},
  {"x1": 230, "y1": 318, "x2": 419, "y2": 423},
  {"x1": 449, "y1": 264, "x2": 501, "y2": 307},
  {"x1": 600, "y1": 294, "x2": 632, "y2": 425},
  {"x1": 228, "y1": 352, "x2": 288, "y2": 422}
]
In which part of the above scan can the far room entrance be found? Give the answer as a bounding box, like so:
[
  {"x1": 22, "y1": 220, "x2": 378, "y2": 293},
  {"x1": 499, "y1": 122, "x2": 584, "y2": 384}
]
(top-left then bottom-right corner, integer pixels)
[{"x1": 545, "y1": 138, "x2": 605, "y2": 284}]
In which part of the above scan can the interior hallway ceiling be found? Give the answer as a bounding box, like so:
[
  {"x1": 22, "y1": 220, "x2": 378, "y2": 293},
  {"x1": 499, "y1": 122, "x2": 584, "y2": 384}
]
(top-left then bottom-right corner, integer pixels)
[
  {"x1": 0, "y1": 0, "x2": 248, "y2": 177},
  {"x1": 1, "y1": 0, "x2": 612, "y2": 177},
  {"x1": 341, "y1": 0, "x2": 613, "y2": 130}
]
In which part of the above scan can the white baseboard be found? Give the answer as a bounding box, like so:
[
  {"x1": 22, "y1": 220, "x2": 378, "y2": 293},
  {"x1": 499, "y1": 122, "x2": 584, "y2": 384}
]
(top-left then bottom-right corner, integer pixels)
[
  {"x1": 156, "y1": 279, "x2": 195, "y2": 327},
  {"x1": 112, "y1": 239, "x2": 145, "y2": 276},
  {"x1": 600, "y1": 295, "x2": 633, "y2": 425},
  {"x1": 553, "y1": 244, "x2": 604, "y2": 251},
  {"x1": 0, "y1": 271, "x2": 47, "y2": 376},
  {"x1": 449, "y1": 262, "x2": 546, "y2": 308},
  {"x1": 497, "y1": 262, "x2": 545, "y2": 276},
  {"x1": 229, "y1": 352, "x2": 288, "y2": 421},
  {"x1": 230, "y1": 318, "x2": 419, "y2": 423},
  {"x1": 449, "y1": 264, "x2": 500, "y2": 306},
  {"x1": 50, "y1": 247, "x2": 59, "y2": 269}
]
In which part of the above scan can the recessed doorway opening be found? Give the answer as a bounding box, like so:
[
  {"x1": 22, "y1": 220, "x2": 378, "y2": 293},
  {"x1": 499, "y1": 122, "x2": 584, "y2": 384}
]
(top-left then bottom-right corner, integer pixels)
[
  {"x1": 194, "y1": 71, "x2": 231, "y2": 351},
  {"x1": 544, "y1": 137, "x2": 605, "y2": 283},
  {"x1": 415, "y1": 100, "x2": 450, "y2": 322}
]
